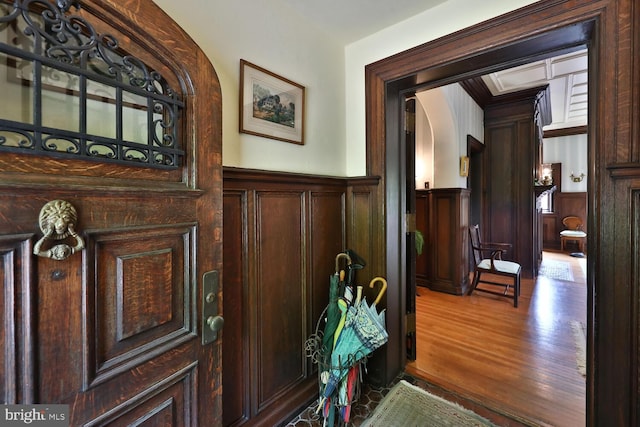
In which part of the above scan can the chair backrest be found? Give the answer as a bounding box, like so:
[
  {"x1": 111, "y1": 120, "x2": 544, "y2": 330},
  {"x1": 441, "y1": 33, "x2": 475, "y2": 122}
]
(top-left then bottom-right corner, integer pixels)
[
  {"x1": 468, "y1": 224, "x2": 483, "y2": 265},
  {"x1": 562, "y1": 216, "x2": 584, "y2": 231}
]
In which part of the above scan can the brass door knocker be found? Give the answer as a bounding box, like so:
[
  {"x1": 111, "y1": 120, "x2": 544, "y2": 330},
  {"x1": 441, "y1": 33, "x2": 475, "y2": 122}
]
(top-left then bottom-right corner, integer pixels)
[{"x1": 33, "y1": 200, "x2": 85, "y2": 261}]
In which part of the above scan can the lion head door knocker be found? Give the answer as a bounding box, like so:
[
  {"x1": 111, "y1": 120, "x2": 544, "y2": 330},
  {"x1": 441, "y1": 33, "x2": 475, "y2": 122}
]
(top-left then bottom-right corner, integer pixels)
[{"x1": 33, "y1": 200, "x2": 85, "y2": 261}]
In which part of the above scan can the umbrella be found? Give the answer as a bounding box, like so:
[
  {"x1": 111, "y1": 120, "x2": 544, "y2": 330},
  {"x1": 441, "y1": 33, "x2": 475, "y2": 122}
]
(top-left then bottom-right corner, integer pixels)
[
  {"x1": 345, "y1": 249, "x2": 367, "y2": 294},
  {"x1": 332, "y1": 297, "x2": 349, "y2": 349},
  {"x1": 338, "y1": 286, "x2": 364, "y2": 423},
  {"x1": 340, "y1": 364, "x2": 359, "y2": 422},
  {"x1": 321, "y1": 253, "x2": 352, "y2": 355},
  {"x1": 322, "y1": 277, "x2": 388, "y2": 399},
  {"x1": 317, "y1": 254, "x2": 348, "y2": 427}
]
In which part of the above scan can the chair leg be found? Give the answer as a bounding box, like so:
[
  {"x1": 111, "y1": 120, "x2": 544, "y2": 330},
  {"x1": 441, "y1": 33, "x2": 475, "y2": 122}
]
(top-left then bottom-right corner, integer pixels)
[
  {"x1": 513, "y1": 274, "x2": 520, "y2": 308},
  {"x1": 468, "y1": 271, "x2": 480, "y2": 295}
]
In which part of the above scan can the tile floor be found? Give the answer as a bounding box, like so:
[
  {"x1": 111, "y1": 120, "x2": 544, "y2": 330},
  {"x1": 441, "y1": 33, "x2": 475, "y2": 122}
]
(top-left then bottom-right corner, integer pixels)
[
  {"x1": 285, "y1": 373, "x2": 402, "y2": 427},
  {"x1": 285, "y1": 372, "x2": 522, "y2": 426}
]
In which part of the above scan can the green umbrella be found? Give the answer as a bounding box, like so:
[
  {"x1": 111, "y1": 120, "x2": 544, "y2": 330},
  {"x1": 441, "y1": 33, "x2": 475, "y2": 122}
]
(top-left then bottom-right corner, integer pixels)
[
  {"x1": 322, "y1": 277, "x2": 388, "y2": 399},
  {"x1": 321, "y1": 253, "x2": 351, "y2": 355}
]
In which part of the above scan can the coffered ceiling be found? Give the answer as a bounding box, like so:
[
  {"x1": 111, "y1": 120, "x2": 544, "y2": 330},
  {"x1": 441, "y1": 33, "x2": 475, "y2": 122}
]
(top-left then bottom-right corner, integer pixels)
[{"x1": 481, "y1": 49, "x2": 588, "y2": 131}]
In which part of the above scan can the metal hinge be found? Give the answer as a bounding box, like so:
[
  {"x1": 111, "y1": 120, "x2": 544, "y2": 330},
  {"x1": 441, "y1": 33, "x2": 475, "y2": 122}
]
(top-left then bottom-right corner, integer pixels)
[
  {"x1": 405, "y1": 213, "x2": 416, "y2": 233},
  {"x1": 405, "y1": 312, "x2": 416, "y2": 334}
]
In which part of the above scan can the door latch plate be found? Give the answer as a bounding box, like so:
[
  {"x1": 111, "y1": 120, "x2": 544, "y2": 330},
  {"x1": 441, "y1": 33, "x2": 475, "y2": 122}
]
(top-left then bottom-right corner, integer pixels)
[{"x1": 202, "y1": 270, "x2": 222, "y2": 345}]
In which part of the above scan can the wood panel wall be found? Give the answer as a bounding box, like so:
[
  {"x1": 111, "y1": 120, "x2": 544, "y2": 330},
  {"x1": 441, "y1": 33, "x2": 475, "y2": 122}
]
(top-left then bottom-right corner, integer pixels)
[
  {"x1": 222, "y1": 167, "x2": 379, "y2": 426},
  {"x1": 483, "y1": 87, "x2": 549, "y2": 278},
  {"x1": 415, "y1": 189, "x2": 470, "y2": 295},
  {"x1": 542, "y1": 192, "x2": 587, "y2": 251}
]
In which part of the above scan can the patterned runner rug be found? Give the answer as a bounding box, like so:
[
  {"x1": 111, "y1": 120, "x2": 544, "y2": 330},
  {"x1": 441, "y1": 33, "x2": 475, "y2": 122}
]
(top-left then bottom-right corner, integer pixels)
[
  {"x1": 539, "y1": 259, "x2": 574, "y2": 281},
  {"x1": 570, "y1": 320, "x2": 587, "y2": 377},
  {"x1": 361, "y1": 380, "x2": 495, "y2": 427}
]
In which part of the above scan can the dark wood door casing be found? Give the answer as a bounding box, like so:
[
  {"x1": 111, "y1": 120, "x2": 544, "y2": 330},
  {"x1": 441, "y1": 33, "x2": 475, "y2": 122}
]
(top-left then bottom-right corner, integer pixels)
[
  {"x1": 365, "y1": 1, "x2": 640, "y2": 426},
  {"x1": 0, "y1": 0, "x2": 223, "y2": 425}
]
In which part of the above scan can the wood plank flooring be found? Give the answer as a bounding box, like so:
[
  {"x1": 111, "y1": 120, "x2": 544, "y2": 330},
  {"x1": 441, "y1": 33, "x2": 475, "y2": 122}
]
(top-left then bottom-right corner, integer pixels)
[{"x1": 406, "y1": 251, "x2": 587, "y2": 426}]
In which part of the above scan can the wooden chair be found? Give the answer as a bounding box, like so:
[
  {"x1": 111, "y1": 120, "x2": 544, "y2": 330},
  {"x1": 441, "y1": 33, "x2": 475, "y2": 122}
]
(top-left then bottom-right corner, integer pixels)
[
  {"x1": 560, "y1": 216, "x2": 586, "y2": 253},
  {"x1": 468, "y1": 224, "x2": 522, "y2": 307}
]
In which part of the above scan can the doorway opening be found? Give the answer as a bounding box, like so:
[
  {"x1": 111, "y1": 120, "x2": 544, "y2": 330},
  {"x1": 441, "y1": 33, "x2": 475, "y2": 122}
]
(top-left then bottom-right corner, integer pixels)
[
  {"x1": 369, "y1": 19, "x2": 595, "y2": 427},
  {"x1": 405, "y1": 53, "x2": 588, "y2": 425}
]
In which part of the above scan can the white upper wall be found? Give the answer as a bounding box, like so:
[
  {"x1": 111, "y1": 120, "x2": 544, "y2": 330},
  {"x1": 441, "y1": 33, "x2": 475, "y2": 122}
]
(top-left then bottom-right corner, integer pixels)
[
  {"x1": 414, "y1": 100, "x2": 434, "y2": 190},
  {"x1": 152, "y1": 0, "x2": 537, "y2": 177},
  {"x1": 152, "y1": 0, "x2": 346, "y2": 176},
  {"x1": 543, "y1": 134, "x2": 588, "y2": 192},
  {"x1": 345, "y1": 0, "x2": 537, "y2": 176},
  {"x1": 416, "y1": 83, "x2": 483, "y2": 189}
]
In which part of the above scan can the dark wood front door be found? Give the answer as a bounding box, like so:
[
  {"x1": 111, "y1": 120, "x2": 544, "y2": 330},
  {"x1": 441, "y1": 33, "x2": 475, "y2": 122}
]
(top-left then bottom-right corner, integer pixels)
[{"x1": 0, "y1": 1, "x2": 223, "y2": 425}]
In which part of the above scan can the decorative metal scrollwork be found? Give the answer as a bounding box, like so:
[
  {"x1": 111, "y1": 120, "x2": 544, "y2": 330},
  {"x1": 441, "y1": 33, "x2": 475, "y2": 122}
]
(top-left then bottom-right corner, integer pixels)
[
  {"x1": 33, "y1": 200, "x2": 85, "y2": 261},
  {"x1": 0, "y1": 0, "x2": 184, "y2": 169}
]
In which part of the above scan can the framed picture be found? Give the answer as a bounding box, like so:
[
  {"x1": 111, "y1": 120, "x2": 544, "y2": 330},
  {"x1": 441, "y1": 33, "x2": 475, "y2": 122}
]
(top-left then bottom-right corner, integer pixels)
[
  {"x1": 239, "y1": 59, "x2": 305, "y2": 145},
  {"x1": 460, "y1": 156, "x2": 469, "y2": 177}
]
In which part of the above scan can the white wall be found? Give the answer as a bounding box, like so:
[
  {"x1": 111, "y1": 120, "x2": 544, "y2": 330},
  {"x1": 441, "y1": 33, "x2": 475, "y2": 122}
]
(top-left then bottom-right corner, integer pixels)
[
  {"x1": 152, "y1": 0, "x2": 538, "y2": 177},
  {"x1": 344, "y1": 0, "x2": 537, "y2": 176},
  {"x1": 152, "y1": 0, "x2": 346, "y2": 176},
  {"x1": 414, "y1": 100, "x2": 434, "y2": 190},
  {"x1": 543, "y1": 134, "x2": 588, "y2": 192},
  {"x1": 415, "y1": 84, "x2": 483, "y2": 189}
]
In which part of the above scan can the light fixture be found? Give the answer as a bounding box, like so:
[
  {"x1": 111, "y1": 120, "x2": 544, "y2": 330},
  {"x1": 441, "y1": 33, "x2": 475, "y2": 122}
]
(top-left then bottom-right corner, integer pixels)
[
  {"x1": 570, "y1": 171, "x2": 585, "y2": 182},
  {"x1": 540, "y1": 163, "x2": 553, "y2": 185}
]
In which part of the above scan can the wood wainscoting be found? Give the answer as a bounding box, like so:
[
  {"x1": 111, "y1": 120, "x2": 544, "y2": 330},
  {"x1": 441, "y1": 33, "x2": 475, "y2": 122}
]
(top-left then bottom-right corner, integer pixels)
[
  {"x1": 222, "y1": 167, "x2": 379, "y2": 426},
  {"x1": 542, "y1": 192, "x2": 587, "y2": 251},
  {"x1": 416, "y1": 188, "x2": 470, "y2": 295}
]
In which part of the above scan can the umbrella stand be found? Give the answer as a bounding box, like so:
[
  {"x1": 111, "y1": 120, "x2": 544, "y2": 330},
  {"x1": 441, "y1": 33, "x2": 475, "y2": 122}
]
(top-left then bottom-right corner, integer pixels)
[
  {"x1": 305, "y1": 305, "x2": 365, "y2": 427},
  {"x1": 305, "y1": 254, "x2": 389, "y2": 426}
]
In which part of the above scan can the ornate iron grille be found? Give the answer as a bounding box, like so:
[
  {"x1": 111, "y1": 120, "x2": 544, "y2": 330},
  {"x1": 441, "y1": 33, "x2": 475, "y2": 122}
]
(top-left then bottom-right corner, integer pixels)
[{"x1": 0, "y1": 0, "x2": 184, "y2": 169}]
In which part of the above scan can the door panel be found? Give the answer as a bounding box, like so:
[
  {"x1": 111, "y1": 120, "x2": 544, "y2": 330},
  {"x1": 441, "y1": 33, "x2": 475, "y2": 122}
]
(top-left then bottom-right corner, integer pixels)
[
  {"x1": 90, "y1": 223, "x2": 196, "y2": 386},
  {"x1": 0, "y1": 1, "x2": 222, "y2": 425},
  {"x1": 0, "y1": 234, "x2": 35, "y2": 404},
  {"x1": 0, "y1": 190, "x2": 207, "y2": 425}
]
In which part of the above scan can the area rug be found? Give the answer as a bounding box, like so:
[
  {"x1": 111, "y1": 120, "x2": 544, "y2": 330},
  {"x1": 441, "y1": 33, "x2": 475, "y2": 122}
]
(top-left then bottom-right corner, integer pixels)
[
  {"x1": 570, "y1": 320, "x2": 587, "y2": 377},
  {"x1": 539, "y1": 259, "x2": 574, "y2": 281},
  {"x1": 361, "y1": 380, "x2": 496, "y2": 427}
]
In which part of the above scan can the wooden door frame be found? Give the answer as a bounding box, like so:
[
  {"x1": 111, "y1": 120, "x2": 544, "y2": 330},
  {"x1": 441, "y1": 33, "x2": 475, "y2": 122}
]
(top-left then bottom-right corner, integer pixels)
[
  {"x1": 364, "y1": 1, "x2": 634, "y2": 425},
  {"x1": 467, "y1": 135, "x2": 484, "y2": 272}
]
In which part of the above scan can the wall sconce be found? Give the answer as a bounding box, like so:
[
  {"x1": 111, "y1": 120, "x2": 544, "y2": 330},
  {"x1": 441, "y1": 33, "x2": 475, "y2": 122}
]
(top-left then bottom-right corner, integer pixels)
[
  {"x1": 540, "y1": 163, "x2": 553, "y2": 185},
  {"x1": 570, "y1": 171, "x2": 585, "y2": 182}
]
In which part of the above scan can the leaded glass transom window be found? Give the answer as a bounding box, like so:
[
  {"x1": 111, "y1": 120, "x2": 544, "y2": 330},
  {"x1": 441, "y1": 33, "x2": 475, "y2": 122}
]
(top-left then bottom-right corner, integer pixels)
[{"x1": 0, "y1": 0, "x2": 184, "y2": 169}]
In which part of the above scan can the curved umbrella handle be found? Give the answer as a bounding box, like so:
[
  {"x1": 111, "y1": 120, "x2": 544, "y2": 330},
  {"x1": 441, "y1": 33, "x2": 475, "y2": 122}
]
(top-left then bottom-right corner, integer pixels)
[
  {"x1": 369, "y1": 277, "x2": 387, "y2": 306},
  {"x1": 335, "y1": 252, "x2": 352, "y2": 272}
]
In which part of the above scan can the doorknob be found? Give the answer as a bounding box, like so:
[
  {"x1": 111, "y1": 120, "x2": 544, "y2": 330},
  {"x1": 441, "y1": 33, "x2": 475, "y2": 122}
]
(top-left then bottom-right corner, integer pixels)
[
  {"x1": 207, "y1": 316, "x2": 224, "y2": 332},
  {"x1": 33, "y1": 200, "x2": 85, "y2": 261}
]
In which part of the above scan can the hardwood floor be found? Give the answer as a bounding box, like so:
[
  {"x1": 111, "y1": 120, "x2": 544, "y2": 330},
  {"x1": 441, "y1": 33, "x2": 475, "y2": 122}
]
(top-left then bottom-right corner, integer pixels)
[{"x1": 406, "y1": 251, "x2": 587, "y2": 427}]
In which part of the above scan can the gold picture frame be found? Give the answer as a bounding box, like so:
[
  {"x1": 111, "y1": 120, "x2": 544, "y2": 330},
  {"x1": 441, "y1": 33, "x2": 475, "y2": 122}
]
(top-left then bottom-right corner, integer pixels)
[
  {"x1": 239, "y1": 59, "x2": 305, "y2": 145},
  {"x1": 460, "y1": 156, "x2": 469, "y2": 177}
]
